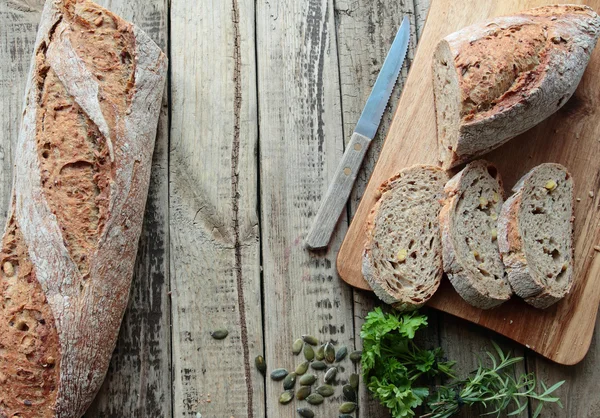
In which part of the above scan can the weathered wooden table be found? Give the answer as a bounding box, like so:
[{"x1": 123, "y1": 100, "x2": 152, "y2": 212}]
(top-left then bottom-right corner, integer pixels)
[{"x1": 1, "y1": 0, "x2": 598, "y2": 417}]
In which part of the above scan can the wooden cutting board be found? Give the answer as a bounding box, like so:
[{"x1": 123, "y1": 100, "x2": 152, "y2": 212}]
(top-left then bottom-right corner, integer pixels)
[{"x1": 337, "y1": 0, "x2": 600, "y2": 365}]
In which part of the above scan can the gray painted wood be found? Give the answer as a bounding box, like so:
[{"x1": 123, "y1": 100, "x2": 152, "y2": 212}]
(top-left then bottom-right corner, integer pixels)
[
  {"x1": 306, "y1": 132, "x2": 371, "y2": 250},
  {"x1": 256, "y1": 0, "x2": 355, "y2": 416},
  {"x1": 169, "y1": 0, "x2": 264, "y2": 416}
]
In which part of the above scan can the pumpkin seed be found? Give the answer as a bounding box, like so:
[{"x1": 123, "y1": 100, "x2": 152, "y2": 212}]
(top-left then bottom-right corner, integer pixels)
[
  {"x1": 324, "y1": 367, "x2": 337, "y2": 383},
  {"x1": 296, "y1": 385, "x2": 311, "y2": 400},
  {"x1": 310, "y1": 361, "x2": 327, "y2": 371},
  {"x1": 316, "y1": 384, "x2": 334, "y2": 397},
  {"x1": 304, "y1": 344, "x2": 315, "y2": 361},
  {"x1": 335, "y1": 345, "x2": 348, "y2": 362},
  {"x1": 342, "y1": 384, "x2": 356, "y2": 402},
  {"x1": 279, "y1": 390, "x2": 294, "y2": 404},
  {"x1": 210, "y1": 329, "x2": 228, "y2": 340},
  {"x1": 349, "y1": 373, "x2": 359, "y2": 389},
  {"x1": 302, "y1": 335, "x2": 319, "y2": 346},
  {"x1": 306, "y1": 393, "x2": 324, "y2": 405},
  {"x1": 283, "y1": 372, "x2": 297, "y2": 390},
  {"x1": 339, "y1": 402, "x2": 357, "y2": 413},
  {"x1": 315, "y1": 344, "x2": 325, "y2": 361},
  {"x1": 299, "y1": 373, "x2": 317, "y2": 385},
  {"x1": 292, "y1": 338, "x2": 304, "y2": 355},
  {"x1": 297, "y1": 408, "x2": 315, "y2": 418},
  {"x1": 349, "y1": 350, "x2": 362, "y2": 363},
  {"x1": 295, "y1": 361, "x2": 309, "y2": 375},
  {"x1": 324, "y1": 342, "x2": 335, "y2": 363},
  {"x1": 254, "y1": 355, "x2": 266, "y2": 374},
  {"x1": 270, "y1": 368, "x2": 288, "y2": 381}
]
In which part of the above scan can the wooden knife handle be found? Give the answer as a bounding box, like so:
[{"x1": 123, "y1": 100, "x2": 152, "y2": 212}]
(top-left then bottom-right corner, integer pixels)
[{"x1": 305, "y1": 132, "x2": 371, "y2": 250}]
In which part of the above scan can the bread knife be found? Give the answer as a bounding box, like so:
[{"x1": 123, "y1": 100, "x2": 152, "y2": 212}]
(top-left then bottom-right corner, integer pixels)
[{"x1": 305, "y1": 16, "x2": 411, "y2": 250}]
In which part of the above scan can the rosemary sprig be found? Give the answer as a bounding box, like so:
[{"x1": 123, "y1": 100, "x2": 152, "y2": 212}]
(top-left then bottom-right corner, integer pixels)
[{"x1": 422, "y1": 342, "x2": 564, "y2": 418}]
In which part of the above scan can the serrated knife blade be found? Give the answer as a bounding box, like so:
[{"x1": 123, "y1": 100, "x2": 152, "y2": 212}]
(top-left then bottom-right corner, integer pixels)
[{"x1": 306, "y1": 16, "x2": 411, "y2": 250}]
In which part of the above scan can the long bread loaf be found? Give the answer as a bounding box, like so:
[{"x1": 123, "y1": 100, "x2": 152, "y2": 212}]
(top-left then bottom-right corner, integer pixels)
[{"x1": 0, "y1": 0, "x2": 167, "y2": 416}]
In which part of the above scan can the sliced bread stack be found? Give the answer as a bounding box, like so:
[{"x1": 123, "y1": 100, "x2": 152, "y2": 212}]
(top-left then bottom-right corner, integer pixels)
[
  {"x1": 362, "y1": 165, "x2": 448, "y2": 311},
  {"x1": 498, "y1": 163, "x2": 574, "y2": 309},
  {"x1": 439, "y1": 161, "x2": 512, "y2": 309},
  {"x1": 364, "y1": 162, "x2": 574, "y2": 311}
]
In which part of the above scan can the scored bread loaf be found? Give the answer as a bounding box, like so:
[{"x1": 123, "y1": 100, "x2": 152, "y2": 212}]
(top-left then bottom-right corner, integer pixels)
[
  {"x1": 0, "y1": 0, "x2": 167, "y2": 417},
  {"x1": 433, "y1": 5, "x2": 600, "y2": 169},
  {"x1": 439, "y1": 160, "x2": 512, "y2": 309},
  {"x1": 498, "y1": 163, "x2": 574, "y2": 309},
  {"x1": 363, "y1": 165, "x2": 449, "y2": 311}
]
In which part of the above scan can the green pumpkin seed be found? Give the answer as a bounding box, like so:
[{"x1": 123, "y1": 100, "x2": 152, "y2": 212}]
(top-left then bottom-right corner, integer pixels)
[
  {"x1": 335, "y1": 345, "x2": 348, "y2": 362},
  {"x1": 306, "y1": 393, "x2": 324, "y2": 405},
  {"x1": 279, "y1": 390, "x2": 294, "y2": 404},
  {"x1": 324, "y1": 367, "x2": 337, "y2": 383},
  {"x1": 310, "y1": 361, "x2": 327, "y2": 371},
  {"x1": 283, "y1": 372, "x2": 297, "y2": 390},
  {"x1": 299, "y1": 373, "x2": 317, "y2": 385},
  {"x1": 302, "y1": 335, "x2": 319, "y2": 346},
  {"x1": 210, "y1": 329, "x2": 228, "y2": 340},
  {"x1": 324, "y1": 342, "x2": 335, "y2": 363},
  {"x1": 349, "y1": 373, "x2": 359, "y2": 389},
  {"x1": 339, "y1": 402, "x2": 357, "y2": 413},
  {"x1": 295, "y1": 361, "x2": 309, "y2": 375},
  {"x1": 316, "y1": 384, "x2": 335, "y2": 397},
  {"x1": 315, "y1": 344, "x2": 325, "y2": 361},
  {"x1": 349, "y1": 350, "x2": 362, "y2": 363},
  {"x1": 342, "y1": 384, "x2": 356, "y2": 402},
  {"x1": 304, "y1": 344, "x2": 315, "y2": 361},
  {"x1": 296, "y1": 385, "x2": 311, "y2": 400},
  {"x1": 292, "y1": 338, "x2": 304, "y2": 355},
  {"x1": 270, "y1": 368, "x2": 288, "y2": 381},
  {"x1": 297, "y1": 408, "x2": 315, "y2": 418},
  {"x1": 254, "y1": 355, "x2": 266, "y2": 374}
]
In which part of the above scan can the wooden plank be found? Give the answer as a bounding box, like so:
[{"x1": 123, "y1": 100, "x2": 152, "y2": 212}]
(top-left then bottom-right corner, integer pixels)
[
  {"x1": 256, "y1": 0, "x2": 355, "y2": 416},
  {"x1": 169, "y1": 0, "x2": 264, "y2": 417},
  {"x1": 333, "y1": 0, "x2": 418, "y2": 416},
  {"x1": 337, "y1": 0, "x2": 600, "y2": 365},
  {"x1": 0, "y1": 0, "x2": 43, "y2": 221},
  {"x1": 83, "y1": 2, "x2": 172, "y2": 416}
]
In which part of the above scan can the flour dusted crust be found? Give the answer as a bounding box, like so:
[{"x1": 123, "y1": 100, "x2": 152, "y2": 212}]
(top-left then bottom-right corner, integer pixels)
[
  {"x1": 0, "y1": 1, "x2": 167, "y2": 416},
  {"x1": 439, "y1": 160, "x2": 512, "y2": 309},
  {"x1": 363, "y1": 165, "x2": 448, "y2": 311},
  {"x1": 498, "y1": 163, "x2": 574, "y2": 309},
  {"x1": 433, "y1": 5, "x2": 600, "y2": 169}
]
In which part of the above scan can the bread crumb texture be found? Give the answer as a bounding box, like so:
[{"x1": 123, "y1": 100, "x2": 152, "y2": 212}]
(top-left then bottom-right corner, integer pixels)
[
  {"x1": 0, "y1": 216, "x2": 60, "y2": 417},
  {"x1": 1, "y1": 0, "x2": 136, "y2": 416}
]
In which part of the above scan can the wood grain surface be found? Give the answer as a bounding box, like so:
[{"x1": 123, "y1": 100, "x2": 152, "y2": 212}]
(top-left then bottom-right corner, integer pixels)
[
  {"x1": 0, "y1": 0, "x2": 599, "y2": 416},
  {"x1": 338, "y1": 0, "x2": 600, "y2": 366}
]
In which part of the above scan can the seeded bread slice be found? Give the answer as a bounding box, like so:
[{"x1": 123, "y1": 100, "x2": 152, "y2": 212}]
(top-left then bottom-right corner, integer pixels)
[
  {"x1": 440, "y1": 160, "x2": 512, "y2": 309},
  {"x1": 498, "y1": 163, "x2": 574, "y2": 309},
  {"x1": 363, "y1": 165, "x2": 449, "y2": 311}
]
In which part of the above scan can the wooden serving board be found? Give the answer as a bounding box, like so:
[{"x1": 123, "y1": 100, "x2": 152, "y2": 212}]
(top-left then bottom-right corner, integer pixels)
[{"x1": 338, "y1": 0, "x2": 600, "y2": 365}]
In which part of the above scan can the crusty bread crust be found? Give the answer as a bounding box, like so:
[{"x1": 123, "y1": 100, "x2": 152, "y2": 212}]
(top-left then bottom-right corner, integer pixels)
[
  {"x1": 0, "y1": 1, "x2": 167, "y2": 417},
  {"x1": 433, "y1": 5, "x2": 600, "y2": 169},
  {"x1": 498, "y1": 164, "x2": 574, "y2": 309},
  {"x1": 363, "y1": 165, "x2": 448, "y2": 311},
  {"x1": 440, "y1": 160, "x2": 512, "y2": 309}
]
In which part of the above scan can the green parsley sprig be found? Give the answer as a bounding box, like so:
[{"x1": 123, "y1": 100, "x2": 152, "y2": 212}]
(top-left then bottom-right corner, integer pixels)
[{"x1": 361, "y1": 308, "x2": 564, "y2": 418}]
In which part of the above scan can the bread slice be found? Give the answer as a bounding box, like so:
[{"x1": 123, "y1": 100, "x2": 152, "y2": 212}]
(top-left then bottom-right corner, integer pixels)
[
  {"x1": 439, "y1": 160, "x2": 512, "y2": 309},
  {"x1": 363, "y1": 165, "x2": 449, "y2": 311},
  {"x1": 432, "y1": 5, "x2": 600, "y2": 169},
  {"x1": 498, "y1": 163, "x2": 574, "y2": 309}
]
